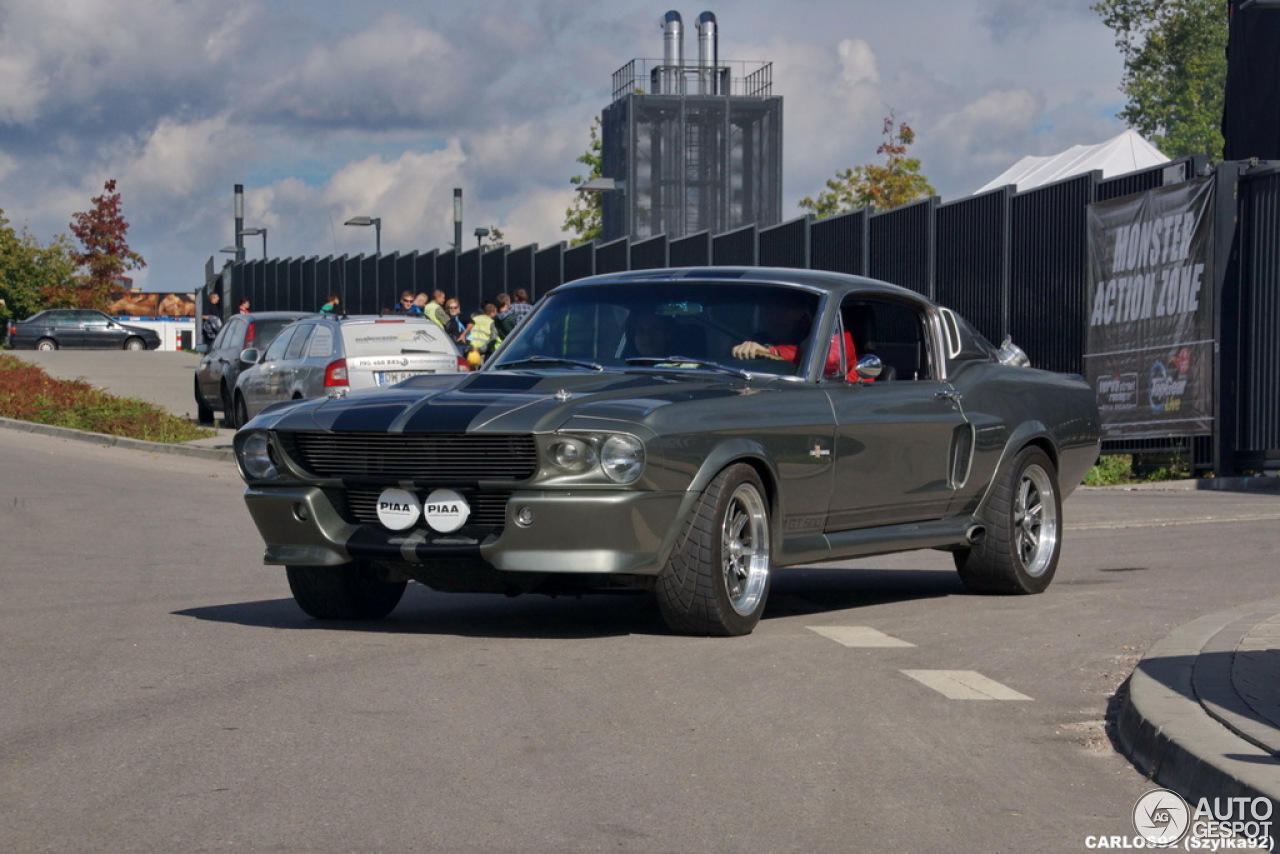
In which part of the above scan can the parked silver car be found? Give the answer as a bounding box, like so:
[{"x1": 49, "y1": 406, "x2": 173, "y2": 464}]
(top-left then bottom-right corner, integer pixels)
[
  {"x1": 194, "y1": 311, "x2": 311, "y2": 425},
  {"x1": 231, "y1": 314, "x2": 465, "y2": 428}
]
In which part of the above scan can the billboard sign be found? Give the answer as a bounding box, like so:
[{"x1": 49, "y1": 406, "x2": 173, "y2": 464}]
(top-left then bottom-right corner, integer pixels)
[{"x1": 1084, "y1": 177, "x2": 1215, "y2": 439}]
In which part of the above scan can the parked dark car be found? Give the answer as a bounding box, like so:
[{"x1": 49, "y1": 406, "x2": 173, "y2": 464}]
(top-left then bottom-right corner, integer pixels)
[
  {"x1": 234, "y1": 267, "x2": 1103, "y2": 636},
  {"x1": 194, "y1": 311, "x2": 310, "y2": 424},
  {"x1": 231, "y1": 314, "x2": 466, "y2": 429},
  {"x1": 7, "y1": 309, "x2": 161, "y2": 351}
]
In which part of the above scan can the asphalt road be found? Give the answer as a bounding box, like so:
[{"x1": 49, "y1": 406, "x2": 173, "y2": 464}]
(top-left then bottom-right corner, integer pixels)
[{"x1": 2, "y1": 351, "x2": 1280, "y2": 851}]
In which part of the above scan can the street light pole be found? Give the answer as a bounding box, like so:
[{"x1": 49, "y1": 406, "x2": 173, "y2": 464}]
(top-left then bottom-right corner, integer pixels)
[
  {"x1": 453, "y1": 188, "x2": 463, "y2": 251},
  {"x1": 239, "y1": 227, "x2": 268, "y2": 259},
  {"x1": 233, "y1": 184, "x2": 245, "y2": 261},
  {"x1": 343, "y1": 216, "x2": 381, "y2": 255}
]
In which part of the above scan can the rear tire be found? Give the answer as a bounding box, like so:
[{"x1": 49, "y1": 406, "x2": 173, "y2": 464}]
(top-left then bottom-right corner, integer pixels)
[
  {"x1": 233, "y1": 393, "x2": 249, "y2": 429},
  {"x1": 954, "y1": 446, "x2": 1061, "y2": 594},
  {"x1": 220, "y1": 385, "x2": 234, "y2": 427},
  {"x1": 656, "y1": 463, "x2": 771, "y2": 636},
  {"x1": 286, "y1": 563, "x2": 407, "y2": 620},
  {"x1": 194, "y1": 377, "x2": 215, "y2": 425},
  {"x1": 36, "y1": 338, "x2": 56, "y2": 351}
]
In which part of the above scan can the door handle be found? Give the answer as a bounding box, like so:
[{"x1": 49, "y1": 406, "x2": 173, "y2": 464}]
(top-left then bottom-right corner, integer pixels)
[{"x1": 935, "y1": 389, "x2": 962, "y2": 405}]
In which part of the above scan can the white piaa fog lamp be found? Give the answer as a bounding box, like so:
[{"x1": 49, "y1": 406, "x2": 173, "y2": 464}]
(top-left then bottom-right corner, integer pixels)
[{"x1": 241, "y1": 432, "x2": 279, "y2": 480}]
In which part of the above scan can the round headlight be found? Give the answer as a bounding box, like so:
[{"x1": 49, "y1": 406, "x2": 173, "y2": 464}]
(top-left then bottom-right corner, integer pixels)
[
  {"x1": 600, "y1": 434, "x2": 645, "y2": 484},
  {"x1": 240, "y1": 432, "x2": 279, "y2": 480},
  {"x1": 550, "y1": 438, "x2": 596, "y2": 472}
]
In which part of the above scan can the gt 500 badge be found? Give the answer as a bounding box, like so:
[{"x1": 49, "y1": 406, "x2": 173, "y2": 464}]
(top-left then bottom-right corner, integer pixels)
[
  {"x1": 376, "y1": 488, "x2": 422, "y2": 531},
  {"x1": 423, "y1": 489, "x2": 470, "y2": 533}
]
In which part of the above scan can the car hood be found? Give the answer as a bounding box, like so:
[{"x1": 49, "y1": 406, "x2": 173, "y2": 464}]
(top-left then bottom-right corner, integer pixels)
[{"x1": 253, "y1": 369, "x2": 767, "y2": 434}]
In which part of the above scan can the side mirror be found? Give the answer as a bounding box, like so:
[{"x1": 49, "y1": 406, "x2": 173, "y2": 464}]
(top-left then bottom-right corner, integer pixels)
[
  {"x1": 996, "y1": 336, "x2": 1030, "y2": 368},
  {"x1": 240, "y1": 347, "x2": 261, "y2": 365},
  {"x1": 854, "y1": 353, "x2": 884, "y2": 380}
]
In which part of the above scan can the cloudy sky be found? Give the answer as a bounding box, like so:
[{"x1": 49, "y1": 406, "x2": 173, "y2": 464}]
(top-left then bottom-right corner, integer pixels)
[{"x1": 0, "y1": 0, "x2": 1129, "y2": 293}]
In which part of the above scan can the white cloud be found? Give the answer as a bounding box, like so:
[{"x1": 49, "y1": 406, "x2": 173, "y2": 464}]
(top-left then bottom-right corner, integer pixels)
[
  {"x1": 0, "y1": 0, "x2": 1133, "y2": 295},
  {"x1": 837, "y1": 38, "x2": 880, "y2": 87},
  {"x1": 118, "y1": 114, "x2": 253, "y2": 200},
  {"x1": 257, "y1": 13, "x2": 462, "y2": 128}
]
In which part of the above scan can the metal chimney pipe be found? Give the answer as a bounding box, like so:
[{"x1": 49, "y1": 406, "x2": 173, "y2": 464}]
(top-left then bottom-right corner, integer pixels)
[
  {"x1": 697, "y1": 12, "x2": 718, "y2": 95},
  {"x1": 662, "y1": 11, "x2": 683, "y2": 94}
]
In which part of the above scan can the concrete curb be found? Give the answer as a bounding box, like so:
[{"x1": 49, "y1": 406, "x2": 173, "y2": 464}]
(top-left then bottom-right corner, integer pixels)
[
  {"x1": 0, "y1": 416, "x2": 235, "y2": 463},
  {"x1": 1116, "y1": 598, "x2": 1280, "y2": 827}
]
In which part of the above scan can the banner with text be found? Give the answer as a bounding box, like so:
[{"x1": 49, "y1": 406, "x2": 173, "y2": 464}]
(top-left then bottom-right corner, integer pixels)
[{"x1": 1084, "y1": 177, "x2": 1215, "y2": 439}]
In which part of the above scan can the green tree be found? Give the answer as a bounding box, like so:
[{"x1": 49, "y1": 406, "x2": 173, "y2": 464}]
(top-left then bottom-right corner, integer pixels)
[
  {"x1": 68, "y1": 179, "x2": 146, "y2": 309},
  {"x1": 799, "y1": 114, "x2": 936, "y2": 218},
  {"x1": 1092, "y1": 0, "x2": 1226, "y2": 159},
  {"x1": 562, "y1": 116, "x2": 603, "y2": 245},
  {"x1": 0, "y1": 210, "x2": 81, "y2": 328}
]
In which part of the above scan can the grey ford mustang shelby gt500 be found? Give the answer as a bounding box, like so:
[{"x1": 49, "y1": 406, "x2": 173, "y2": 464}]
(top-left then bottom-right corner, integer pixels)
[{"x1": 234, "y1": 267, "x2": 1102, "y2": 636}]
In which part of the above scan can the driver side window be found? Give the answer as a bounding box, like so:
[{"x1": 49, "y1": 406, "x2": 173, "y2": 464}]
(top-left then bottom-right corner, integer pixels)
[{"x1": 839, "y1": 297, "x2": 933, "y2": 382}]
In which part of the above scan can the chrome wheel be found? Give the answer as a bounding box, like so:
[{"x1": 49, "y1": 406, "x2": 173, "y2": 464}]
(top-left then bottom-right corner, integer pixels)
[
  {"x1": 1015, "y1": 463, "x2": 1058, "y2": 578},
  {"x1": 722, "y1": 481, "x2": 770, "y2": 616},
  {"x1": 656, "y1": 463, "x2": 773, "y2": 635},
  {"x1": 954, "y1": 446, "x2": 1061, "y2": 595}
]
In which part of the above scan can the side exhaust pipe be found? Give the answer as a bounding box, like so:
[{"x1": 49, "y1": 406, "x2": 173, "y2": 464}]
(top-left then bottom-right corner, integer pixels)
[{"x1": 965, "y1": 524, "x2": 986, "y2": 545}]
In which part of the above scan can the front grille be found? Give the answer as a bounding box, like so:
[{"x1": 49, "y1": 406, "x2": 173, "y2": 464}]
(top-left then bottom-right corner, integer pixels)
[{"x1": 285, "y1": 432, "x2": 538, "y2": 482}]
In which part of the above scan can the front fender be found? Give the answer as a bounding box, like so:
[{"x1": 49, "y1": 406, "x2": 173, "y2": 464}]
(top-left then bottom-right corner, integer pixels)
[{"x1": 651, "y1": 437, "x2": 782, "y2": 572}]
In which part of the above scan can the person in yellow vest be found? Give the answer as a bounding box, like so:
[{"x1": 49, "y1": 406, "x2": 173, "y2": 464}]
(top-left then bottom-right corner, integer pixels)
[{"x1": 465, "y1": 301, "x2": 501, "y2": 360}]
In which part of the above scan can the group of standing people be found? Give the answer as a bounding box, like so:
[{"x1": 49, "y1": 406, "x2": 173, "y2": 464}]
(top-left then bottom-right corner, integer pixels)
[{"x1": 391, "y1": 288, "x2": 533, "y2": 363}]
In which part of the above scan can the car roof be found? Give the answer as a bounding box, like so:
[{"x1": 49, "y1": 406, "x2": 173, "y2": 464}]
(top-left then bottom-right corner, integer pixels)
[
  {"x1": 312, "y1": 314, "x2": 441, "y2": 325},
  {"x1": 240, "y1": 311, "x2": 312, "y2": 321},
  {"x1": 553, "y1": 266, "x2": 934, "y2": 306}
]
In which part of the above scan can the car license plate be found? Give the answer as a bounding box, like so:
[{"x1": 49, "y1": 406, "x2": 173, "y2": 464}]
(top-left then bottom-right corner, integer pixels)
[{"x1": 377, "y1": 370, "x2": 429, "y2": 385}]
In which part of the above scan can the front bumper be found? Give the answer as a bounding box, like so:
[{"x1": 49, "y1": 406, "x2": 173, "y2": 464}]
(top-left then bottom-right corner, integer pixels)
[{"x1": 243, "y1": 485, "x2": 686, "y2": 575}]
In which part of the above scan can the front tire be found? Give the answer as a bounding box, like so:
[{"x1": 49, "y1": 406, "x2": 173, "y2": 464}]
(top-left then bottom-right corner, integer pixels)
[
  {"x1": 656, "y1": 463, "x2": 772, "y2": 636},
  {"x1": 124, "y1": 337, "x2": 145, "y2": 351},
  {"x1": 286, "y1": 563, "x2": 407, "y2": 620},
  {"x1": 955, "y1": 446, "x2": 1061, "y2": 594}
]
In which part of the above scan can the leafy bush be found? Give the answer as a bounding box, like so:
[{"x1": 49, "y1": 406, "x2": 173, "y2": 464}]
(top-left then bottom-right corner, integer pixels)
[
  {"x1": 0, "y1": 354, "x2": 213, "y2": 443},
  {"x1": 1084, "y1": 454, "x2": 1135, "y2": 486},
  {"x1": 1084, "y1": 452, "x2": 1191, "y2": 486}
]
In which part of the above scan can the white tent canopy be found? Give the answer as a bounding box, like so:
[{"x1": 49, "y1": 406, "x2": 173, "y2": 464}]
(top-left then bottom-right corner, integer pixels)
[{"x1": 973, "y1": 129, "x2": 1170, "y2": 195}]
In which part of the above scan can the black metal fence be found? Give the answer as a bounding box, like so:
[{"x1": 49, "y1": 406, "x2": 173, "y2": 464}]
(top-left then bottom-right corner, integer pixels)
[{"x1": 213, "y1": 154, "x2": 1280, "y2": 474}]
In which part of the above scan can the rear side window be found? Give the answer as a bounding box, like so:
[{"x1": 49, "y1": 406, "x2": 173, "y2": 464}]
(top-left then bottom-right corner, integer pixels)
[
  {"x1": 307, "y1": 324, "x2": 336, "y2": 359},
  {"x1": 215, "y1": 317, "x2": 245, "y2": 349}
]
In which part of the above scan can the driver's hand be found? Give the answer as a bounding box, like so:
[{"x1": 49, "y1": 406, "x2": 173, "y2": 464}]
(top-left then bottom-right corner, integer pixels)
[{"x1": 732, "y1": 341, "x2": 781, "y2": 360}]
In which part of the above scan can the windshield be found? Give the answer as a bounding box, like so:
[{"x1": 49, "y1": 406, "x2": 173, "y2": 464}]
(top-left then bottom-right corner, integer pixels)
[{"x1": 488, "y1": 281, "x2": 822, "y2": 378}]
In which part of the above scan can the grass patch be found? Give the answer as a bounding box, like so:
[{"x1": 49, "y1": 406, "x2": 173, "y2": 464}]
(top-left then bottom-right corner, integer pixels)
[{"x1": 0, "y1": 354, "x2": 214, "y2": 443}]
